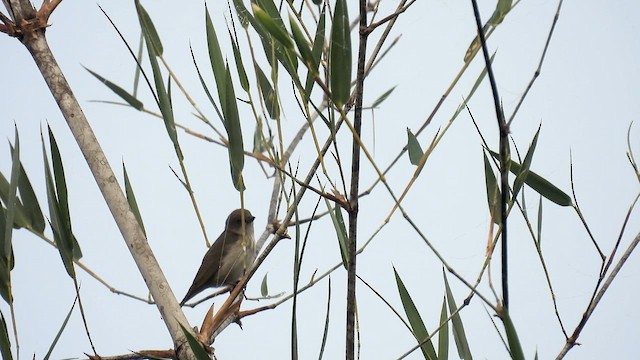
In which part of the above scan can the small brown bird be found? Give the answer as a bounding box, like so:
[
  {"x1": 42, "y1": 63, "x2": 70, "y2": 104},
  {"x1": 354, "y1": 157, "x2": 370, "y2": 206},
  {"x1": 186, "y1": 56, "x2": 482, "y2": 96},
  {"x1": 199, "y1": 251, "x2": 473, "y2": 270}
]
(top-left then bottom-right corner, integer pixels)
[{"x1": 180, "y1": 208, "x2": 256, "y2": 306}]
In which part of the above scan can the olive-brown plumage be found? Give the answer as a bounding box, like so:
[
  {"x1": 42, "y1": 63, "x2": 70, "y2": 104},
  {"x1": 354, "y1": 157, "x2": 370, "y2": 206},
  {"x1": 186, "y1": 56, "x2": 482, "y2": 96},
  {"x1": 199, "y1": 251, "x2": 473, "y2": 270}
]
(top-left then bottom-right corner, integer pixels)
[{"x1": 180, "y1": 209, "x2": 256, "y2": 306}]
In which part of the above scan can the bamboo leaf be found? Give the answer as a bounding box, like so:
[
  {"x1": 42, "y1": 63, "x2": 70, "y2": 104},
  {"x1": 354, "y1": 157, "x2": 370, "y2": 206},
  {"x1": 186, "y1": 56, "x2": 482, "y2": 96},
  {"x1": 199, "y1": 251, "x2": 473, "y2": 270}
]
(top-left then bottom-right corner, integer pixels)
[
  {"x1": 489, "y1": 150, "x2": 572, "y2": 206},
  {"x1": 136, "y1": 2, "x2": 163, "y2": 55},
  {"x1": 317, "y1": 277, "x2": 332, "y2": 360},
  {"x1": 407, "y1": 129, "x2": 424, "y2": 166},
  {"x1": 15, "y1": 153, "x2": 45, "y2": 233},
  {"x1": 252, "y1": 4, "x2": 294, "y2": 50},
  {"x1": 84, "y1": 67, "x2": 144, "y2": 110},
  {"x1": 223, "y1": 65, "x2": 245, "y2": 191},
  {"x1": 394, "y1": 267, "x2": 437, "y2": 360},
  {"x1": 305, "y1": 6, "x2": 325, "y2": 99},
  {"x1": 371, "y1": 86, "x2": 396, "y2": 108},
  {"x1": 503, "y1": 310, "x2": 525, "y2": 360},
  {"x1": 229, "y1": 32, "x2": 250, "y2": 92},
  {"x1": 179, "y1": 323, "x2": 212, "y2": 360},
  {"x1": 205, "y1": 5, "x2": 227, "y2": 107},
  {"x1": 444, "y1": 273, "x2": 472, "y2": 360},
  {"x1": 329, "y1": 0, "x2": 351, "y2": 107},
  {"x1": 260, "y1": 273, "x2": 269, "y2": 297},
  {"x1": 0, "y1": 312, "x2": 11, "y2": 360},
  {"x1": 123, "y1": 164, "x2": 146, "y2": 236},
  {"x1": 325, "y1": 200, "x2": 348, "y2": 269},
  {"x1": 483, "y1": 151, "x2": 501, "y2": 224},
  {"x1": 512, "y1": 126, "x2": 541, "y2": 199},
  {"x1": 43, "y1": 297, "x2": 77, "y2": 360},
  {"x1": 438, "y1": 297, "x2": 449, "y2": 360},
  {"x1": 289, "y1": 14, "x2": 315, "y2": 70},
  {"x1": 256, "y1": 65, "x2": 280, "y2": 119}
]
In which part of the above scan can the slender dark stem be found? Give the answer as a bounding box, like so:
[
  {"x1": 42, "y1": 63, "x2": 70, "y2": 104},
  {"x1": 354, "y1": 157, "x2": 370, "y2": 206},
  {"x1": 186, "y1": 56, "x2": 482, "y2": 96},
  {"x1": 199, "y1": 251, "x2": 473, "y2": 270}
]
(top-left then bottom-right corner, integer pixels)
[
  {"x1": 346, "y1": 1, "x2": 368, "y2": 359},
  {"x1": 469, "y1": 0, "x2": 510, "y2": 309}
]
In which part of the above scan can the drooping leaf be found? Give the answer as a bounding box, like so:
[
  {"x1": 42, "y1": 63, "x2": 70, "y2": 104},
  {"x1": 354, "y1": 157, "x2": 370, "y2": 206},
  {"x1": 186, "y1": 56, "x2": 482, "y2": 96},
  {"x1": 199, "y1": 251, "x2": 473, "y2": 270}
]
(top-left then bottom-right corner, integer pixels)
[
  {"x1": 407, "y1": 129, "x2": 424, "y2": 166},
  {"x1": 304, "y1": 6, "x2": 325, "y2": 99},
  {"x1": 325, "y1": 200, "x2": 348, "y2": 269},
  {"x1": 223, "y1": 65, "x2": 245, "y2": 191},
  {"x1": 329, "y1": 0, "x2": 351, "y2": 107},
  {"x1": 289, "y1": 14, "x2": 315, "y2": 70},
  {"x1": 394, "y1": 267, "x2": 437, "y2": 360},
  {"x1": 42, "y1": 127, "x2": 76, "y2": 278},
  {"x1": 260, "y1": 272, "x2": 269, "y2": 297},
  {"x1": 255, "y1": 65, "x2": 280, "y2": 119},
  {"x1": 84, "y1": 67, "x2": 144, "y2": 110},
  {"x1": 489, "y1": 150, "x2": 572, "y2": 206},
  {"x1": 252, "y1": 4, "x2": 294, "y2": 50},
  {"x1": 512, "y1": 126, "x2": 541, "y2": 199},
  {"x1": 229, "y1": 31, "x2": 250, "y2": 92},
  {"x1": 483, "y1": 151, "x2": 501, "y2": 224}
]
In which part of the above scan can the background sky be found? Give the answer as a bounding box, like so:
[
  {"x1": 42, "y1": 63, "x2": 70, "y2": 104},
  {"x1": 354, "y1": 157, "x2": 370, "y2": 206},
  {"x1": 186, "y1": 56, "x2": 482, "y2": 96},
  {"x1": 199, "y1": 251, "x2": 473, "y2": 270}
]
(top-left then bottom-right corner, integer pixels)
[{"x1": 1, "y1": 0, "x2": 639, "y2": 359}]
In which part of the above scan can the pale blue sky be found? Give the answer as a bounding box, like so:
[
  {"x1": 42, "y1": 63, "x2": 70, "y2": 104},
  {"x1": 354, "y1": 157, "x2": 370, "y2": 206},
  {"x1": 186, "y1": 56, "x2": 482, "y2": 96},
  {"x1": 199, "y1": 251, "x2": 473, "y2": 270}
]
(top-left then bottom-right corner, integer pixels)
[{"x1": 1, "y1": 1, "x2": 639, "y2": 359}]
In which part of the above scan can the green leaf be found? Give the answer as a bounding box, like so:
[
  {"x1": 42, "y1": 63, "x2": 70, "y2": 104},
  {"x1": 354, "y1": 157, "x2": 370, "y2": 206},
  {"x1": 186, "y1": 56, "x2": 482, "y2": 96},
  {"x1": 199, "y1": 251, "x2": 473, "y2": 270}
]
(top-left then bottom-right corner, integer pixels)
[
  {"x1": 137, "y1": 1, "x2": 179, "y2": 157},
  {"x1": 305, "y1": 6, "x2": 325, "y2": 100},
  {"x1": 223, "y1": 65, "x2": 245, "y2": 191},
  {"x1": 179, "y1": 323, "x2": 212, "y2": 360},
  {"x1": 512, "y1": 126, "x2": 540, "y2": 199},
  {"x1": 205, "y1": 5, "x2": 227, "y2": 107},
  {"x1": 261, "y1": 272, "x2": 269, "y2": 297},
  {"x1": 256, "y1": 65, "x2": 280, "y2": 119},
  {"x1": 15, "y1": 153, "x2": 45, "y2": 233},
  {"x1": 0, "y1": 312, "x2": 12, "y2": 360},
  {"x1": 0, "y1": 128, "x2": 19, "y2": 304},
  {"x1": 394, "y1": 267, "x2": 437, "y2": 360},
  {"x1": 502, "y1": 310, "x2": 525, "y2": 360},
  {"x1": 536, "y1": 196, "x2": 543, "y2": 246},
  {"x1": 325, "y1": 201, "x2": 348, "y2": 269},
  {"x1": 444, "y1": 273, "x2": 472, "y2": 360},
  {"x1": 371, "y1": 86, "x2": 396, "y2": 108},
  {"x1": 289, "y1": 14, "x2": 315, "y2": 70},
  {"x1": 407, "y1": 129, "x2": 424, "y2": 166},
  {"x1": 489, "y1": 150, "x2": 572, "y2": 206},
  {"x1": 123, "y1": 164, "x2": 146, "y2": 236},
  {"x1": 229, "y1": 32, "x2": 250, "y2": 92},
  {"x1": 43, "y1": 297, "x2": 77, "y2": 360},
  {"x1": 483, "y1": 151, "x2": 501, "y2": 224},
  {"x1": 136, "y1": 2, "x2": 163, "y2": 55},
  {"x1": 252, "y1": 4, "x2": 294, "y2": 50},
  {"x1": 84, "y1": 67, "x2": 144, "y2": 110},
  {"x1": 317, "y1": 278, "x2": 332, "y2": 360},
  {"x1": 42, "y1": 127, "x2": 77, "y2": 278},
  {"x1": 329, "y1": 0, "x2": 351, "y2": 107},
  {"x1": 438, "y1": 297, "x2": 449, "y2": 360}
]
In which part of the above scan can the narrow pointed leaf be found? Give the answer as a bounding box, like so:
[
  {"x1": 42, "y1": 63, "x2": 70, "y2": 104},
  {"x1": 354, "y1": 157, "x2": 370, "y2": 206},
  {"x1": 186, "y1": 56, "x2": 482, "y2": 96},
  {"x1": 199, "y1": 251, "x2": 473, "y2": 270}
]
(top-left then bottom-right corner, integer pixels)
[
  {"x1": 318, "y1": 278, "x2": 332, "y2": 360},
  {"x1": 252, "y1": 4, "x2": 294, "y2": 50},
  {"x1": 329, "y1": 0, "x2": 351, "y2": 107},
  {"x1": 84, "y1": 67, "x2": 144, "y2": 110},
  {"x1": 444, "y1": 273, "x2": 472, "y2": 360},
  {"x1": 260, "y1": 273, "x2": 269, "y2": 297},
  {"x1": 489, "y1": 150, "x2": 572, "y2": 206},
  {"x1": 325, "y1": 200, "x2": 348, "y2": 269},
  {"x1": 205, "y1": 5, "x2": 227, "y2": 106},
  {"x1": 233, "y1": 0, "x2": 251, "y2": 28},
  {"x1": 179, "y1": 323, "x2": 212, "y2": 360},
  {"x1": 536, "y1": 196, "x2": 543, "y2": 246},
  {"x1": 438, "y1": 297, "x2": 449, "y2": 360},
  {"x1": 0, "y1": 312, "x2": 11, "y2": 360},
  {"x1": 483, "y1": 151, "x2": 501, "y2": 224},
  {"x1": 0, "y1": 207, "x2": 11, "y2": 304},
  {"x1": 137, "y1": 2, "x2": 163, "y2": 55},
  {"x1": 42, "y1": 129, "x2": 75, "y2": 278},
  {"x1": 372, "y1": 86, "x2": 396, "y2": 108},
  {"x1": 43, "y1": 297, "x2": 77, "y2": 360},
  {"x1": 223, "y1": 66, "x2": 245, "y2": 191},
  {"x1": 290, "y1": 14, "x2": 315, "y2": 70},
  {"x1": 229, "y1": 33, "x2": 250, "y2": 92},
  {"x1": 503, "y1": 310, "x2": 525, "y2": 360},
  {"x1": 407, "y1": 129, "x2": 424, "y2": 166},
  {"x1": 123, "y1": 164, "x2": 146, "y2": 236},
  {"x1": 512, "y1": 126, "x2": 540, "y2": 198},
  {"x1": 256, "y1": 65, "x2": 280, "y2": 119},
  {"x1": 394, "y1": 267, "x2": 437, "y2": 360},
  {"x1": 15, "y1": 154, "x2": 45, "y2": 233},
  {"x1": 305, "y1": 6, "x2": 325, "y2": 99}
]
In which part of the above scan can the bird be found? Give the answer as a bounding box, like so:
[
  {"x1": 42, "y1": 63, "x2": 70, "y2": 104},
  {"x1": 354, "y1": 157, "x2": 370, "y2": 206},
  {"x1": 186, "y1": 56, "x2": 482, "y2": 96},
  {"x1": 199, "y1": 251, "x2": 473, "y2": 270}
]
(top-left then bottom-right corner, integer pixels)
[{"x1": 180, "y1": 208, "x2": 256, "y2": 306}]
